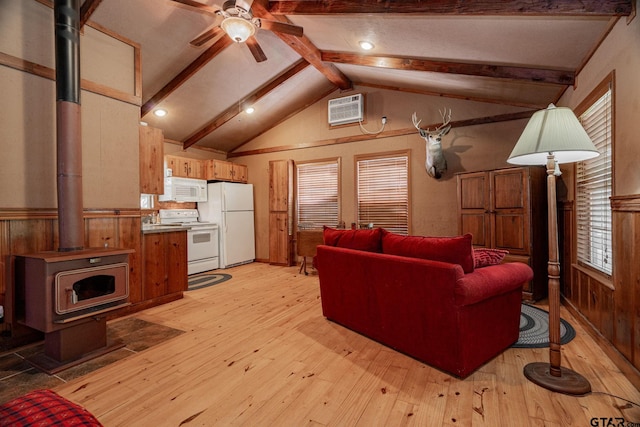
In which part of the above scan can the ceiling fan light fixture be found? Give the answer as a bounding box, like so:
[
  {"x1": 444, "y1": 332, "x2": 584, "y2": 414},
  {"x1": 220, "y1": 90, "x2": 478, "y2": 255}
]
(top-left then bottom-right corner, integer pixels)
[{"x1": 221, "y1": 16, "x2": 255, "y2": 43}]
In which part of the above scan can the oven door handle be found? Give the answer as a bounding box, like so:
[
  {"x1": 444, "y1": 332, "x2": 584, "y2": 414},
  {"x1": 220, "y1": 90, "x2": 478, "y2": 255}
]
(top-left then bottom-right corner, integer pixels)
[{"x1": 66, "y1": 288, "x2": 78, "y2": 305}]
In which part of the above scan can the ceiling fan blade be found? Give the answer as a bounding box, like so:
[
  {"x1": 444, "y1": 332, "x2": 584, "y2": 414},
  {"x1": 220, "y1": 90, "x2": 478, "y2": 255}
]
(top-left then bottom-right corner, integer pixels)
[
  {"x1": 190, "y1": 25, "x2": 225, "y2": 47},
  {"x1": 246, "y1": 36, "x2": 267, "y2": 63},
  {"x1": 235, "y1": 0, "x2": 254, "y2": 13},
  {"x1": 170, "y1": 0, "x2": 219, "y2": 16},
  {"x1": 259, "y1": 19, "x2": 303, "y2": 37}
]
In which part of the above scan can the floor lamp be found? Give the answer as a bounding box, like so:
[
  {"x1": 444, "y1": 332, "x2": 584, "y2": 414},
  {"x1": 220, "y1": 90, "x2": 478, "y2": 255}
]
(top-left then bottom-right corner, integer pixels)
[{"x1": 507, "y1": 104, "x2": 599, "y2": 396}]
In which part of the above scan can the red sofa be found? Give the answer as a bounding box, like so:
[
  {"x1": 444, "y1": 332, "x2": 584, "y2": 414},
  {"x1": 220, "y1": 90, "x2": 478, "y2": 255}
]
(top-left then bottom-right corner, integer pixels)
[{"x1": 316, "y1": 228, "x2": 534, "y2": 378}]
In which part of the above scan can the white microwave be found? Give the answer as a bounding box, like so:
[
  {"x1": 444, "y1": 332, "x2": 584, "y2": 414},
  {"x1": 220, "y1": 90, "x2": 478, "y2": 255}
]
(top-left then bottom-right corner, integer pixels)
[{"x1": 158, "y1": 177, "x2": 207, "y2": 203}]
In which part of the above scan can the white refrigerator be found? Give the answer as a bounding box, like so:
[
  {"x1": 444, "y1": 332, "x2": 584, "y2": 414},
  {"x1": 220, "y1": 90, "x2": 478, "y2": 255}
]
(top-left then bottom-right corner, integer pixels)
[{"x1": 198, "y1": 182, "x2": 255, "y2": 268}]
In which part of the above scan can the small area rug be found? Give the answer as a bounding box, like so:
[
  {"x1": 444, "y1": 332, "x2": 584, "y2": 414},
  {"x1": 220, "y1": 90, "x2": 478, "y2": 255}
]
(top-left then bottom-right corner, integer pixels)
[
  {"x1": 187, "y1": 273, "x2": 232, "y2": 291},
  {"x1": 513, "y1": 304, "x2": 576, "y2": 348}
]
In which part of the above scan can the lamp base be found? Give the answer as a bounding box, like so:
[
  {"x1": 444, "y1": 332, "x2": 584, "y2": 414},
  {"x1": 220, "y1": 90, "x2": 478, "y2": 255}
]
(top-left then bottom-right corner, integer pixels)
[{"x1": 523, "y1": 362, "x2": 591, "y2": 396}]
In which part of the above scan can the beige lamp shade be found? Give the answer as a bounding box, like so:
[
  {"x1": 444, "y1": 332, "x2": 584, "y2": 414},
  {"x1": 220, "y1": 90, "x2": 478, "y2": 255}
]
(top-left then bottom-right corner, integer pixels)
[
  {"x1": 508, "y1": 104, "x2": 599, "y2": 166},
  {"x1": 221, "y1": 17, "x2": 256, "y2": 43}
]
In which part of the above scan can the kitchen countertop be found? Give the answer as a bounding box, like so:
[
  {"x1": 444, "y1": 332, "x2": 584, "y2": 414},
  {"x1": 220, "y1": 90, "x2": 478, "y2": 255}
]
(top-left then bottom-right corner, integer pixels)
[{"x1": 142, "y1": 224, "x2": 191, "y2": 234}]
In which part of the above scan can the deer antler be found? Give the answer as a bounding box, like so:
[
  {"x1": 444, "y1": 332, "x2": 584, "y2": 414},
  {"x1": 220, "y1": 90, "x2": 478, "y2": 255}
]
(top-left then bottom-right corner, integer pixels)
[
  {"x1": 411, "y1": 112, "x2": 423, "y2": 130},
  {"x1": 413, "y1": 109, "x2": 452, "y2": 134},
  {"x1": 437, "y1": 108, "x2": 452, "y2": 131}
]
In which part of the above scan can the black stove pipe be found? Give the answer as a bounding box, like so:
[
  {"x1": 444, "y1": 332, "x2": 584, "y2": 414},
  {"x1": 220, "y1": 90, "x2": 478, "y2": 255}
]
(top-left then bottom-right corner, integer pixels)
[{"x1": 54, "y1": 0, "x2": 84, "y2": 252}]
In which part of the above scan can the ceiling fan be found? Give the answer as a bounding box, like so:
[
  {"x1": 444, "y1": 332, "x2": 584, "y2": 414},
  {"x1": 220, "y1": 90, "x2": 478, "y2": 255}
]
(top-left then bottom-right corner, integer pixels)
[{"x1": 170, "y1": 0, "x2": 304, "y2": 63}]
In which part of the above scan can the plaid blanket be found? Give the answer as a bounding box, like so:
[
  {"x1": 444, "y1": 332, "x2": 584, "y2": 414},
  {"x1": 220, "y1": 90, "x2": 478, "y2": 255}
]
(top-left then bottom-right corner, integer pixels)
[{"x1": 0, "y1": 389, "x2": 102, "y2": 426}]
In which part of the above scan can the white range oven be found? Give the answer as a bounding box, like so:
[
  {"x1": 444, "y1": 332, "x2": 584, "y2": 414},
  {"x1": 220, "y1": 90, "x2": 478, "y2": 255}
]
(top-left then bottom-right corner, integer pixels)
[{"x1": 159, "y1": 209, "x2": 219, "y2": 275}]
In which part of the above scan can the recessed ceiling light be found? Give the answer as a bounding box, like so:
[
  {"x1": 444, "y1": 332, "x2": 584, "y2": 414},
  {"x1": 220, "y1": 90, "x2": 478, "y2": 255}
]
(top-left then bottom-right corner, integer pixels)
[
  {"x1": 153, "y1": 109, "x2": 167, "y2": 117},
  {"x1": 245, "y1": 106, "x2": 255, "y2": 114},
  {"x1": 359, "y1": 41, "x2": 374, "y2": 51}
]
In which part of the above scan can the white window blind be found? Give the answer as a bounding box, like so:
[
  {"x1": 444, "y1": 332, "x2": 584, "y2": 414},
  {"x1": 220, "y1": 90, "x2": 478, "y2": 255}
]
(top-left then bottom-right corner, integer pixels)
[
  {"x1": 296, "y1": 160, "x2": 340, "y2": 229},
  {"x1": 356, "y1": 153, "x2": 409, "y2": 235},
  {"x1": 576, "y1": 87, "x2": 612, "y2": 276}
]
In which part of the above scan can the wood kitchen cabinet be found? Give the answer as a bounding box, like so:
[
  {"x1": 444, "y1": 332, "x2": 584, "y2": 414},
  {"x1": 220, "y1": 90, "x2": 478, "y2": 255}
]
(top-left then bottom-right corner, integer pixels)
[
  {"x1": 233, "y1": 164, "x2": 248, "y2": 182},
  {"x1": 142, "y1": 230, "x2": 187, "y2": 300},
  {"x1": 457, "y1": 167, "x2": 548, "y2": 301},
  {"x1": 269, "y1": 212, "x2": 290, "y2": 266},
  {"x1": 165, "y1": 155, "x2": 205, "y2": 179},
  {"x1": 139, "y1": 125, "x2": 164, "y2": 194},
  {"x1": 205, "y1": 159, "x2": 248, "y2": 183},
  {"x1": 269, "y1": 159, "x2": 293, "y2": 265}
]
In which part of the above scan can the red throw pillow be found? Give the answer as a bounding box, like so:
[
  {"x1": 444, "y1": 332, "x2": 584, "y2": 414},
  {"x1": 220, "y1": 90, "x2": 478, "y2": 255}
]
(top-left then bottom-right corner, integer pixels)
[
  {"x1": 473, "y1": 248, "x2": 509, "y2": 268},
  {"x1": 381, "y1": 230, "x2": 475, "y2": 273},
  {"x1": 0, "y1": 389, "x2": 103, "y2": 426},
  {"x1": 322, "y1": 226, "x2": 383, "y2": 252}
]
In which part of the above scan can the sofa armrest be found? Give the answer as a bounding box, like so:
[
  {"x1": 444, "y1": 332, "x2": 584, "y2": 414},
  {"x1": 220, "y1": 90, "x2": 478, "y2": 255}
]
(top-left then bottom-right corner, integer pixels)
[{"x1": 455, "y1": 262, "x2": 534, "y2": 306}]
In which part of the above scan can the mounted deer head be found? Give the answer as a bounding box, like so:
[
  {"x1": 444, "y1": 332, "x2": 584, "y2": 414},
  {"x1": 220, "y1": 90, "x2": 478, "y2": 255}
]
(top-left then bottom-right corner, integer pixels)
[{"x1": 412, "y1": 109, "x2": 452, "y2": 179}]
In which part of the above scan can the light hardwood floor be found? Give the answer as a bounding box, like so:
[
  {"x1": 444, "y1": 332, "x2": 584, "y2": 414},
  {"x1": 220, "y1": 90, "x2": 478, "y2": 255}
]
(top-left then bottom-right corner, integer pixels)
[{"x1": 54, "y1": 262, "x2": 640, "y2": 426}]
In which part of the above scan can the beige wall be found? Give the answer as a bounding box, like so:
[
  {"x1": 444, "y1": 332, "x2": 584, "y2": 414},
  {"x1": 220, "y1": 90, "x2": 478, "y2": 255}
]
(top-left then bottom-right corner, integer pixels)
[
  {"x1": 559, "y1": 11, "x2": 640, "y2": 197},
  {"x1": 0, "y1": 0, "x2": 140, "y2": 209},
  {"x1": 235, "y1": 87, "x2": 531, "y2": 261}
]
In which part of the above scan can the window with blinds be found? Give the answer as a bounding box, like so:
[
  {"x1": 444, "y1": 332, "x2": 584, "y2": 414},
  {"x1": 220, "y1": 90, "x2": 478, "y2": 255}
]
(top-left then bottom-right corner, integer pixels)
[
  {"x1": 576, "y1": 86, "x2": 612, "y2": 276},
  {"x1": 356, "y1": 151, "x2": 410, "y2": 235},
  {"x1": 296, "y1": 159, "x2": 340, "y2": 229}
]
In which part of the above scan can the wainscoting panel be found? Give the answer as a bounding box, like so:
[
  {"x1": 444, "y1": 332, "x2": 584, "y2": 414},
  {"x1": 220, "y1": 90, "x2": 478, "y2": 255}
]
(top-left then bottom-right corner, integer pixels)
[
  {"x1": 0, "y1": 209, "x2": 143, "y2": 342},
  {"x1": 570, "y1": 267, "x2": 614, "y2": 342},
  {"x1": 562, "y1": 195, "x2": 640, "y2": 388},
  {"x1": 612, "y1": 196, "x2": 640, "y2": 370}
]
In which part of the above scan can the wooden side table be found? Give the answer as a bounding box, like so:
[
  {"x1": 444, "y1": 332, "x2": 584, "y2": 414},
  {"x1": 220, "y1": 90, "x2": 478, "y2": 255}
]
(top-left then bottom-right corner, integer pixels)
[{"x1": 296, "y1": 230, "x2": 324, "y2": 275}]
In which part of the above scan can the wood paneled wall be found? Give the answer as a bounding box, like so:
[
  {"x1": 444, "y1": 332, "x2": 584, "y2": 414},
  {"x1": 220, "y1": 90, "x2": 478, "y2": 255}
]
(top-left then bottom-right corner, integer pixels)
[
  {"x1": 611, "y1": 196, "x2": 640, "y2": 370},
  {"x1": 0, "y1": 209, "x2": 142, "y2": 338},
  {"x1": 561, "y1": 195, "x2": 640, "y2": 388}
]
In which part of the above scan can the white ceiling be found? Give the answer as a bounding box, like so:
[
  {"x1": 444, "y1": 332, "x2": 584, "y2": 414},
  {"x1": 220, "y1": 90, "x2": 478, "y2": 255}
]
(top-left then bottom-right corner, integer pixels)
[{"x1": 85, "y1": 0, "x2": 628, "y2": 153}]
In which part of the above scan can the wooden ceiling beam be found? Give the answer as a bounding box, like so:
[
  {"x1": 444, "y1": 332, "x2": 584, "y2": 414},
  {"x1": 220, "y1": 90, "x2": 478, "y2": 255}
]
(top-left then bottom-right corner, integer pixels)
[
  {"x1": 268, "y1": 0, "x2": 633, "y2": 16},
  {"x1": 356, "y1": 81, "x2": 550, "y2": 110},
  {"x1": 169, "y1": 0, "x2": 220, "y2": 16},
  {"x1": 250, "y1": 0, "x2": 352, "y2": 90},
  {"x1": 140, "y1": 36, "x2": 233, "y2": 117},
  {"x1": 182, "y1": 59, "x2": 311, "y2": 149},
  {"x1": 321, "y1": 51, "x2": 574, "y2": 85},
  {"x1": 79, "y1": 0, "x2": 103, "y2": 28}
]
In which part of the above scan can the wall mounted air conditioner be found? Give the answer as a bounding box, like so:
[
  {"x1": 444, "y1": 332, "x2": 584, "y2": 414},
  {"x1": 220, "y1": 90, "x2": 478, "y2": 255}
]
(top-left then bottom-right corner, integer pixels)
[{"x1": 328, "y1": 93, "x2": 364, "y2": 126}]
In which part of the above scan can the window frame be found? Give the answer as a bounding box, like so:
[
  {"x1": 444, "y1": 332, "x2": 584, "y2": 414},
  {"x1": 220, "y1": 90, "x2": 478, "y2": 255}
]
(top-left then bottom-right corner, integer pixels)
[
  {"x1": 354, "y1": 150, "x2": 411, "y2": 235},
  {"x1": 574, "y1": 72, "x2": 615, "y2": 278},
  {"x1": 295, "y1": 157, "x2": 341, "y2": 230}
]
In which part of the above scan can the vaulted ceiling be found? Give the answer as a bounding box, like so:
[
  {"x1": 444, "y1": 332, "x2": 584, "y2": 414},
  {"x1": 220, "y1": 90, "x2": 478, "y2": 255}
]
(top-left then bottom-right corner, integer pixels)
[{"x1": 83, "y1": 0, "x2": 634, "y2": 154}]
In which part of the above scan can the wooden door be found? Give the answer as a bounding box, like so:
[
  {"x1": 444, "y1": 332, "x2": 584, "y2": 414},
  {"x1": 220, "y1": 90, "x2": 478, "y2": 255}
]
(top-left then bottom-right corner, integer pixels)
[
  {"x1": 269, "y1": 160, "x2": 293, "y2": 265},
  {"x1": 491, "y1": 168, "x2": 529, "y2": 255},
  {"x1": 143, "y1": 231, "x2": 187, "y2": 299},
  {"x1": 457, "y1": 171, "x2": 490, "y2": 247},
  {"x1": 269, "y1": 212, "x2": 290, "y2": 265},
  {"x1": 143, "y1": 233, "x2": 166, "y2": 299},
  {"x1": 269, "y1": 160, "x2": 290, "y2": 212},
  {"x1": 166, "y1": 231, "x2": 187, "y2": 294},
  {"x1": 139, "y1": 125, "x2": 164, "y2": 194}
]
